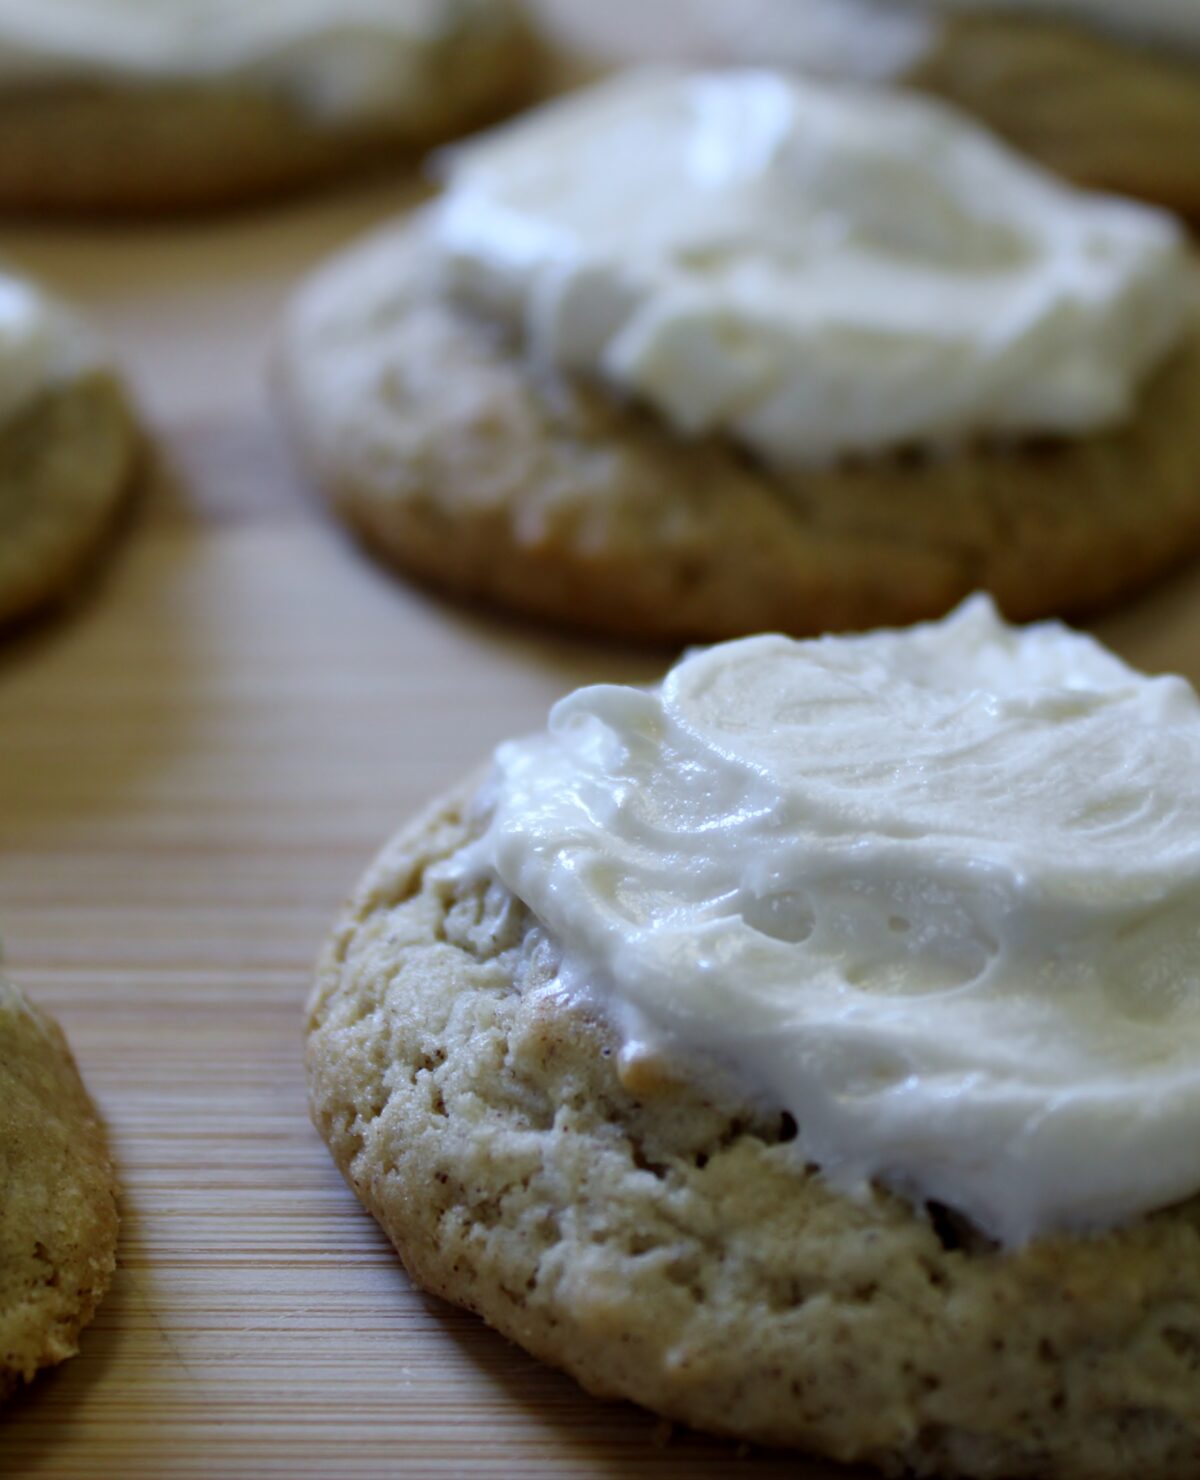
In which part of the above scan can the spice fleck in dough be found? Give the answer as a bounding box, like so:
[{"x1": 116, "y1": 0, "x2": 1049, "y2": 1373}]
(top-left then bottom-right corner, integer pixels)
[{"x1": 307, "y1": 787, "x2": 1200, "y2": 1479}]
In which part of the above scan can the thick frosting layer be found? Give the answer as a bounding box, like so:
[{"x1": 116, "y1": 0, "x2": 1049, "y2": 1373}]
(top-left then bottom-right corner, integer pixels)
[
  {"x1": 0, "y1": 272, "x2": 99, "y2": 427},
  {"x1": 0, "y1": 1, "x2": 501, "y2": 120},
  {"x1": 434, "y1": 69, "x2": 1193, "y2": 467},
  {"x1": 452, "y1": 598, "x2": 1200, "y2": 1244}
]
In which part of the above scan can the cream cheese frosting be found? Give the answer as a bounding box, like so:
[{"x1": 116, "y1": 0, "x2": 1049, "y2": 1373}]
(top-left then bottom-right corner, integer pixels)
[
  {"x1": 450, "y1": 597, "x2": 1200, "y2": 1245},
  {"x1": 433, "y1": 68, "x2": 1193, "y2": 468},
  {"x1": 0, "y1": 272, "x2": 99, "y2": 428},
  {"x1": 0, "y1": 0, "x2": 502, "y2": 121}
]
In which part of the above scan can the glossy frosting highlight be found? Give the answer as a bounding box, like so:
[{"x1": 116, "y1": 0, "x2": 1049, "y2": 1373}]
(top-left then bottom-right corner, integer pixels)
[{"x1": 452, "y1": 598, "x2": 1200, "y2": 1244}]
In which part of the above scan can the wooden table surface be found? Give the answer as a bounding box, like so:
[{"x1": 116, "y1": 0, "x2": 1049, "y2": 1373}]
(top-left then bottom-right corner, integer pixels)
[{"x1": 3, "y1": 10, "x2": 1200, "y2": 1478}]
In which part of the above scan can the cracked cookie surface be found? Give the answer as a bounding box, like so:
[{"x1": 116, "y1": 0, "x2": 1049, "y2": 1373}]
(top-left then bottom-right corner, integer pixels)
[
  {"x1": 307, "y1": 784, "x2": 1200, "y2": 1478},
  {"x1": 280, "y1": 217, "x2": 1200, "y2": 643},
  {"x1": 1, "y1": 981, "x2": 119, "y2": 1399}
]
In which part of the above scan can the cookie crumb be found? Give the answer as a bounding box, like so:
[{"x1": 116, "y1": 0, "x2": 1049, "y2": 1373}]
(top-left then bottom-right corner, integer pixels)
[{"x1": 617, "y1": 1044, "x2": 679, "y2": 1097}]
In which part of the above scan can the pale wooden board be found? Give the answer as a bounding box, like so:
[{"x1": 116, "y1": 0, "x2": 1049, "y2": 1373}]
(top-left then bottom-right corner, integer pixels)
[{"x1": 2, "y1": 8, "x2": 1200, "y2": 1476}]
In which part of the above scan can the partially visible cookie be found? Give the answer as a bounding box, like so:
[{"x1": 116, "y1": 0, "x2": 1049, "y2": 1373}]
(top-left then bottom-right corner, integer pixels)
[
  {"x1": 307, "y1": 786, "x2": 1200, "y2": 1480},
  {"x1": 537, "y1": 0, "x2": 1200, "y2": 219},
  {"x1": 0, "y1": 370, "x2": 138, "y2": 629},
  {"x1": 0, "y1": 1, "x2": 538, "y2": 214},
  {"x1": 908, "y1": 11, "x2": 1200, "y2": 220},
  {"x1": 1, "y1": 979, "x2": 119, "y2": 1399},
  {"x1": 279, "y1": 216, "x2": 1200, "y2": 643}
]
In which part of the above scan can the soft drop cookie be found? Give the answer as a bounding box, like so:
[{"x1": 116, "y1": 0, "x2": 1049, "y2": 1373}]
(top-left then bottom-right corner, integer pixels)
[
  {"x1": 0, "y1": 272, "x2": 138, "y2": 629},
  {"x1": 279, "y1": 70, "x2": 1200, "y2": 644},
  {"x1": 904, "y1": 9, "x2": 1200, "y2": 219},
  {"x1": 1, "y1": 980, "x2": 119, "y2": 1398},
  {"x1": 307, "y1": 601, "x2": 1200, "y2": 1478},
  {"x1": 551, "y1": 0, "x2": 1200, "y2": 219},
  {"x1": 0, "y1": 0, "x2": 538, "y2": 214}
]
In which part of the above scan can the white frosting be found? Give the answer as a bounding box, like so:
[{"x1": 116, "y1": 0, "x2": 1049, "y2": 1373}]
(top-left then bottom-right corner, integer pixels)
[
  {"x1": 434, "y1": 69, "x2": 1193, "y2": 468},
  {"x1": 0, "y1": 0, "x2": 502, "y2": 121},
  {"x1": 452, "y1": 597, "x2": 1200, "y2": 1245},
  {"x1": 0, "y1": 272, "x2": 99, "y2": 427}
]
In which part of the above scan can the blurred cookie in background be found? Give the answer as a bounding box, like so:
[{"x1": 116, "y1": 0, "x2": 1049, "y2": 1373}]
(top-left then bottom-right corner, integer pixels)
[
  {"x1": 278, "y1": 69, "x2": 1200, "y2": 644},
  {"x1": 0, "y1": 0, "x2": 539, "y2": 214},
  {"x1": 0, "y1": 269, "x2": 139, "y2": 631},
  {"x1": 907, "y1": 2, "x2": 1200, "y2": 219},
  {"x1": 0, "y1": 977, "x2": 119, "y2": 1400},
  {"x1": 535, "y1": 0, "x2": 1200, "y2": 218}
]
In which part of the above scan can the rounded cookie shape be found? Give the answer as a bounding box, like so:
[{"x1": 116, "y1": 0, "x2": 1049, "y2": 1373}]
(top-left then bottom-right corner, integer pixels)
[
  {"x1": 278, "y1": 217, "x2": 1200, "y2": 644},
  {"x1": 0, "y1": 3, "x2": 537, "y2": 215},
  {"x1": 1, "y1": 980, "x2": 119, "y2": 1399},
  {"x1": 591, "y1": 2, "x2": 1200, "y2": 220},
  {"x1": 907, "y1": 12, "x2": 1200, "y2": 220},
  {"x1": 0, "y1": 372, "x2": 139, "y2": 629},
  {"x1": 306, "y1": 785, "x2": 1200, "y2": 1480}
]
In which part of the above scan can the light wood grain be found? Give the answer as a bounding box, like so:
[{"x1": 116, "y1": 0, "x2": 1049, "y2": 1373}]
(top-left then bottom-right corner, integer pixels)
[
  {"x1": 2, "y1": 8, "x2": 1200, "y2": 1476},
  {"x1": 0, "y1": 176, "x2": 834, "y2": 1480}
]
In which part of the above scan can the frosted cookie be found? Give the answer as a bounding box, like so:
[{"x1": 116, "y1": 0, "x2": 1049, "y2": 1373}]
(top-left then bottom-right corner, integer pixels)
[
  {"x1": 0, "y1": 271, "x2": 138, "y2": 629},
  {"x1": 279, "y1": 69, "x2": 1200, "y2": 644},
  {"x1": 1, "y1": 978, "x2": 118, "y2": 1399},
  {"x1": 746, "y1": 0, "x2": 1200, "y2": 219},
  {"x1": 909, "y1": 5, "x2": 1200, "y2": 219},
  {"x1": 563, "y1": 0, "x2": 1200, "y2": 219},
  {"x1": 308, "y1": 597, "x2": 1200, "y2": 1478},
  {"x1": 0, "y1": 0, "x2": 537, "y2": 214}
]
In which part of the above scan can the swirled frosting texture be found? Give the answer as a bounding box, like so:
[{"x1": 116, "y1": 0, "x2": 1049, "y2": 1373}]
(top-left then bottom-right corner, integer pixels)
[
  {"x1": 0, "y1": 272, "x2": 98, "y2": 427},
  {"x1": 457, "y1": 598, "x2": 1200, "y2": 1244},
  {"x1": 434, "y1": 68, "x2": 1193, "y2": 467},
  {"x1": 0, "y1": 0, "x2": 502, "y2": 120}
]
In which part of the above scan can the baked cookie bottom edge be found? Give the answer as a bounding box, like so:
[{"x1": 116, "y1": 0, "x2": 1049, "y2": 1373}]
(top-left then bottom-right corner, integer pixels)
[
  {"x1": 306, "y1": 782, "x2": 1200, "y2": 1480},
  {"x1": 279, "y1": 220, "x2": 1200, "y2": 644},
  {"x1": 0, "y1": 982, "x2": 119, "y2": 1399},
  {"x1": 0, "y1": 13, "x2": 539, "y2": 216},
  {"x1": 0, "y1": 371, "x2": 140, "y2": 630},
  {"x1": 909, "y1": 12, "x2": 1200, "y2": 220}
]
